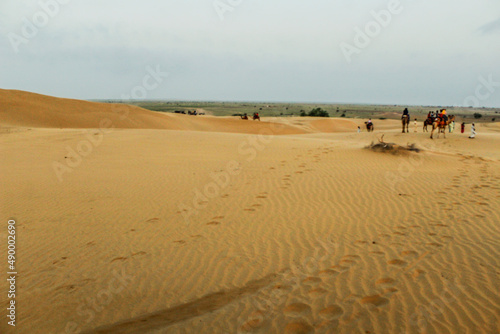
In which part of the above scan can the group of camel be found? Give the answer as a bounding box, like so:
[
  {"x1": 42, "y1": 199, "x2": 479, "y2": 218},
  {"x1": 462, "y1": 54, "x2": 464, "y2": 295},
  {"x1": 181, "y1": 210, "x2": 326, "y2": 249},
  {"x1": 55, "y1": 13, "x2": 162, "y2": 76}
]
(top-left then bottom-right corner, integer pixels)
[
  {"x1": 366, "y1": 112, "x2": 454, "y2": 139},
  {"x1": 399, "y1": 110, "x2": 455, "y2": 139},
  {"x1": 404, "y1": 113, "x2": 455, "y2": 139},
  {"x1": 240, "y1": 113, "x2": 260, "y2": 121},
  {"x1": 239, "y1": 109, "x2": 454, "y2": 139}
]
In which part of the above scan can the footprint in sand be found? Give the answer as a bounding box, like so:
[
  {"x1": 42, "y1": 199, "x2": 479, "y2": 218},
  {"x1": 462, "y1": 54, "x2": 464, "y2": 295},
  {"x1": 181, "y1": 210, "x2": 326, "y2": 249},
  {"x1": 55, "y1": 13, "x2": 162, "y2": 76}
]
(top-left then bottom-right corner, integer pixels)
[
  {"x1": 339, "y1": 259, "x2": 356, "y2": 266},
  {"x1": 239, "y1": 310, "x2": 267, "y2": 333},
  {"x1": 256, "y1": 195, "x2": 267, "y2": 199},
  {"x1": 302, "y1": 277, "x2": 322, "y2": 285},
  {"x1": 207, "y1": 221, "x2": 220, "y2": 226},
  {"x1": 146, "y1": 218, "x2": 160, "y2": 223},
  {"x1": 318, "y1": 305, "x2": 344, "y2": 320},
  {"x1": 284, "y1": 321, "x2": 314, "y2": 334},
  {"x1": 369, "y1": 251, "x2": 385, "y2": 256},
  {"x1": 340, "y1": 255, "x2": 360, "y2": 266},
  {"x1": 426, "y1": 242, "x2": 443, "y2": 248},
  {"x1": 212, "y1": 216, "x2": 225, "y2": 220},
  {"x1": 431, "y1": 223, "x2": 449, "y2": 228},
  {"x1": 331, "y1": 265, "x2": 350, "y2": 272},
  {"x1": 131, "y1": 251, "x2": 147, "y2": 257},
  {"x1": 387, "y1": 259, "x2": 407, "y2": 266},
  {"x1": 283, "y1": 303, "x2": 312, "y2": 318},
  {"x1": 375, "y1": 278, "x2": 398, "y2": 295},
  {"x1": 412, "y1": 269, "x2": 426, "y2": 278},
  {"x1": 318, "y1": 269, "x2": 339, "y2": 277},
  {"x1": 111, "y1": 257, "x2": 128, "y2": 263},
  {"x1": 375, "y1": 277, "x2": 396, "y2": 285},
  {"x1": 308, "y1": 287, "x2": 328, "y2": 296},
  {"x1": 173, "y1": 240, "x2": 186, "y2": 245},
  {"x1": 221, "y1": 194, "x2": 230, "y2": 198},
  {"x1": 244, "y1": 208, "x2": 256, "y2": 212},
  {"x1": 360, "y1": 295, "x2": 389, "y2": 307},
  {"x1": 400, "y1": 251, "x2": 418, "y2": 257}
]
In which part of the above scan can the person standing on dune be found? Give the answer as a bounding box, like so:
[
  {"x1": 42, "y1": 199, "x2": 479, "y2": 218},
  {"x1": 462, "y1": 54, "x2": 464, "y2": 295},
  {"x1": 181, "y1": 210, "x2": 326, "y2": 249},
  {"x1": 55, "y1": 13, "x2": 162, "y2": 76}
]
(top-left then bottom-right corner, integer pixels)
[
  {"x1": 461, "y1": 122, "x2": 465, "y2": 133},
  {"x1": 414, "y1": 118, "x2": 417, "y2": 132},
  {"x1": 469, "y1": 123, "x2": 476, "y2": 139}
]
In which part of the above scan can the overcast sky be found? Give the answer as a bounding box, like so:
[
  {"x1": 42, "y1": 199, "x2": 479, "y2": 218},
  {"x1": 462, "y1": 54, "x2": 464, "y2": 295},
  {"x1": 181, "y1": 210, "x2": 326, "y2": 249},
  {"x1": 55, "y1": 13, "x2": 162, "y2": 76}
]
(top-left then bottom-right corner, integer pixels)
[{"x1": 1, "y1": 0, "x2": 499, "y2": 107}]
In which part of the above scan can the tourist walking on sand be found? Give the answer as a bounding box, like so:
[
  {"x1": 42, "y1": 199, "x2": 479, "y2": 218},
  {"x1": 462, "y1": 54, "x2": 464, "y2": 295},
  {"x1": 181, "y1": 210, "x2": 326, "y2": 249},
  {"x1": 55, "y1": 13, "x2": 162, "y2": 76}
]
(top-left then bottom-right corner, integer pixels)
[
  {"x1": 461, "y1": 122, "x2": 465, "y2": 133},
  {"x1": 469, "y1": 123, "x2": 476, "y2": 139},
  {"x1": 357, "y1": 126, "x2": 361, "y2": 133},
  {"x1": 414, "y1": 118, "x2": 417, "y2": 132}
]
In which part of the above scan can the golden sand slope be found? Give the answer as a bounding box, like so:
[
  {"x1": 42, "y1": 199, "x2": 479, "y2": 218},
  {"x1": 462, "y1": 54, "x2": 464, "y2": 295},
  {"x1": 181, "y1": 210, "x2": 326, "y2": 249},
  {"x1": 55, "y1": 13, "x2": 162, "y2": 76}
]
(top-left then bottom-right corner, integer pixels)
[
  {"x1": 0, "y1": 91, "x2": 499, "y2": 334},
  {"x1": 0, "y1": 89, "x2": 309, "y2": 135}
]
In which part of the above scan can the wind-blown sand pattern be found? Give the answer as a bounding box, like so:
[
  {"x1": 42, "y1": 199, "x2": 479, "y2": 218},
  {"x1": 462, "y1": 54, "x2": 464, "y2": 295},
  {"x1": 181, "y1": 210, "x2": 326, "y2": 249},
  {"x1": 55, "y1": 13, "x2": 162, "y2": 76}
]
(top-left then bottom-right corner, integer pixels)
[{"x1": 1, "y1": 89, "x2": 499, "y2": 333}]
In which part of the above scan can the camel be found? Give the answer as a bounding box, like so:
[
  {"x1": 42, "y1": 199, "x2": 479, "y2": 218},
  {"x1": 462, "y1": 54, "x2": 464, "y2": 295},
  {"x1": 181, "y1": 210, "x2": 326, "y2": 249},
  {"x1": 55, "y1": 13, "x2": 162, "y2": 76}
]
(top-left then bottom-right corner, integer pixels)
[
  {"x1": 423, "y1": 118, "x2": 433, "y2": 132},
  {"x1": 253, "y1": 113, "x2": 260, "y2": 121},
  {"x1": 365, "y1": 121, "x2": 374, "y2": 132},
  {"x1": 240, "y1": 114, "x2": 249, "y2": 120},
  {"x1": 430, "y1": 115, "x2": 455, "y2": 139},
  {"x1": 402, "y1": 115, "x2": 410, "y2": 133}
]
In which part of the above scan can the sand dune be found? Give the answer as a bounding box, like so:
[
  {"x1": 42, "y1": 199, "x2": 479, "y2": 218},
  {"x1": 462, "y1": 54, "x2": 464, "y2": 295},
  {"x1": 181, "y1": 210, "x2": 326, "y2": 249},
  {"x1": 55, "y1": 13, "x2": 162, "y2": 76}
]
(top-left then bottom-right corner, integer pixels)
[
  {"x1": 1, "y1": 91, "x2": 499, "y2": 334},
  {"x1": 0, "y1": 89, "x2": 312, "y2": 135}
]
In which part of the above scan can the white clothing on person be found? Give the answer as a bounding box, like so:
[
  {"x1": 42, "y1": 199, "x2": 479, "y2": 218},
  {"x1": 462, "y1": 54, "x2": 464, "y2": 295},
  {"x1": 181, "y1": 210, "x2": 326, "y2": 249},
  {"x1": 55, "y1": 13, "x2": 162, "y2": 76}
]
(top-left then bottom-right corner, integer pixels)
[{"x1": 469, "y1": 124, "x2": 476, "y2": 138}]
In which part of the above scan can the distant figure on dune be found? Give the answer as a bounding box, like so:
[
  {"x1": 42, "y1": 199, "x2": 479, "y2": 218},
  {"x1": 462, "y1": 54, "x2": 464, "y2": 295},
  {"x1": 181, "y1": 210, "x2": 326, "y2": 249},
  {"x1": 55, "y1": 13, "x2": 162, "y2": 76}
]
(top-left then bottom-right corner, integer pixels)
[
  {"x1": 449, "y1": 120, "x2": 455, "y2": 133},
  {"x1": 365, "y1": 119, "x2": 374, "y2": 132},
  {"x1": 357, "y1": 126, "x2": 361, "y2": 133},
  {"x1": 253, "y1": 112, "x2": 260, "y2": 121},
  {"x1": 401, "y1": 108, "x2": 410, "y2": 133},
  {"x1": 414, "y1": 118, "x2": 418, "y2": 132},
  {"x1": 461, "y1": 122, "x2": 465, "y2": 133},
  {"x1": 240, "y1": 113, "x2": 249, "y2": 120},
  {"x1": 469, "y1": 123, "x2": 476, "y2": 139}
]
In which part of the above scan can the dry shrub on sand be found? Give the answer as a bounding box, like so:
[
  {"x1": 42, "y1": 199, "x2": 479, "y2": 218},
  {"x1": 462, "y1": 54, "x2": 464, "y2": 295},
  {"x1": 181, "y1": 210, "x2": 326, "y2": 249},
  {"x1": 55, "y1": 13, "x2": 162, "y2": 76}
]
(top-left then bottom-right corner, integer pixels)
[{"x1": 366, "y1": 135, "x2": 421, "y2": 155}]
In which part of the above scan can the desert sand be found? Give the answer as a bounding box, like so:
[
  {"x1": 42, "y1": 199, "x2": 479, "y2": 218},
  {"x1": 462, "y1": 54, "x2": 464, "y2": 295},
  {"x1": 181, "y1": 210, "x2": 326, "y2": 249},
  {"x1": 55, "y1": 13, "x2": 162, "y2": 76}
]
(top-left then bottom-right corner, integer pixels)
[{"x1": 1, "y1": 89, "x2": 499, "y2": 334}]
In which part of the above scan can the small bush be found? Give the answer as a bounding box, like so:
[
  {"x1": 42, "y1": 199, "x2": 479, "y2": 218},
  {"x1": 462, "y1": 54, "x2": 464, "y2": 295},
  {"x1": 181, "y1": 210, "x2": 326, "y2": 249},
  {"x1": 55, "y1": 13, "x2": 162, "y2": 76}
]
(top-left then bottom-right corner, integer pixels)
[{"x1": 474, "y1": 113, "x2": 482, "y2": 119}]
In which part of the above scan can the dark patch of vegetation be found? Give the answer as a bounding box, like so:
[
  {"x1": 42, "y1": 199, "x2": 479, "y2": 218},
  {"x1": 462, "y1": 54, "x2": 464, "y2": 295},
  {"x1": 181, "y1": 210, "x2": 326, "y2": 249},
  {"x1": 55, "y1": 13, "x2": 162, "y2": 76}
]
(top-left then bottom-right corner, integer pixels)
[
  {"x1": 300, "y1": 107, "x2": 329, "y2": 117},
  {"x1": 474, "y1": 113, "x2": 483, "y2": 119}
]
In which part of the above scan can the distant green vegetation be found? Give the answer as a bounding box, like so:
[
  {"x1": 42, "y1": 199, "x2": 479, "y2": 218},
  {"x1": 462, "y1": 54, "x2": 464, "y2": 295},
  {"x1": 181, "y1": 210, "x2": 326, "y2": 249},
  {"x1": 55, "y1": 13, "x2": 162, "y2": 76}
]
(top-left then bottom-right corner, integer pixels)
[
  {"x1": 300, "y1": 107, "x2": 329, "y2": 117},
  {"x1": 96, "y1": 100, "x2": 500, "y2": 123}
]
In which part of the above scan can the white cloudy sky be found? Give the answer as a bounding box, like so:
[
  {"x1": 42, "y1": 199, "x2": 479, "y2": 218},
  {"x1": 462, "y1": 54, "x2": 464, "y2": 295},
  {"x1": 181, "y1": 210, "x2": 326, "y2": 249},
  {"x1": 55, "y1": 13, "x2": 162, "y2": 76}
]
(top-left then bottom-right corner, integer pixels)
[{"x1": 1, "y1": 0, "x2": 499, "y2": 107}]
